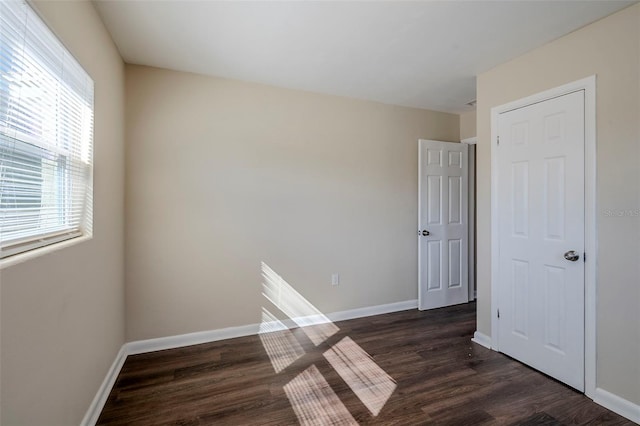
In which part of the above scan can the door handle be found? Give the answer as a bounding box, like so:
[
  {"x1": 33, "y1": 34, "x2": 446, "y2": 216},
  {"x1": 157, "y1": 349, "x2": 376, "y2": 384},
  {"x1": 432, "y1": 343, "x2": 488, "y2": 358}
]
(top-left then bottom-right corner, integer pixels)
[
  {"x1": 421, "y1": 230, "x2": 430, "y2": 236},
  {"x1": 564, "y1": 250, "x2": 580, "y2": 262}
]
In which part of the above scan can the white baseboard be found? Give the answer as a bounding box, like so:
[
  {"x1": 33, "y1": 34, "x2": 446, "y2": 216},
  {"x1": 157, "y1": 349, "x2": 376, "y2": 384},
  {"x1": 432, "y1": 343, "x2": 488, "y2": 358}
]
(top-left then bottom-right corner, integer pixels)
[
  {"x1": 80, "y1": 345, "x2": 128, "y2": 426},
  {"x1": 82, "y1": 299, "x2": 418, "y2": 425},
  {"x1": 471, "y1": 331, "x2": 492, "y2": 349},
  {"x1": 125, "y1": 323, "x2": 260, "y2": 355},
  {"x1": 125, "y1": 299, "x2": 418, "y2": 355},
  {"x1": 328, "y1": 299, "x2": 418, "y2": 322},
  {"x1": 593, "y1": 387, "x2": 640, "y2": 424}
]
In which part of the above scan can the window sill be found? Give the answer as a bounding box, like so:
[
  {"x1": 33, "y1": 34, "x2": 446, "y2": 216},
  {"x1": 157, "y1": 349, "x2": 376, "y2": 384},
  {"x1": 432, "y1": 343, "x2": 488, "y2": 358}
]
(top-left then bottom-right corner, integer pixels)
[{"x1": 0, "y1": 234, "x2": 92, "y2": 270}]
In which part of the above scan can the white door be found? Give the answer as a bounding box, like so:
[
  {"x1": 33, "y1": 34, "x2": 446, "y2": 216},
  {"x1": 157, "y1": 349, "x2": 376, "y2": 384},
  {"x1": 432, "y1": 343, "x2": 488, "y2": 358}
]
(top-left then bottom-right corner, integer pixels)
[
  {"x1": 418, "y1": 140, "x2": 468, "y2": 310},
  {"x1": 497, "y1": 90, "x2": 585, "y2": 391}
]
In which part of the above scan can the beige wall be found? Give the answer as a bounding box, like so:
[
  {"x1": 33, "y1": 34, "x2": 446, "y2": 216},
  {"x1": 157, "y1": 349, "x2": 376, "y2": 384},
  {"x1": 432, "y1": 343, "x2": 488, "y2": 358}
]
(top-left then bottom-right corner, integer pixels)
[
  {"x1": 476, "y1": 4, "x2": 640, "y2": 404},
  {"x1": 459, "y1": 110, "x2": 477, "y2": 140},
  {"x1": 125, "y1": 65, "x2": 459, "y2": 341},
  {"x1": 0, "y1": 1, "x2": 126, "y2": 424}
]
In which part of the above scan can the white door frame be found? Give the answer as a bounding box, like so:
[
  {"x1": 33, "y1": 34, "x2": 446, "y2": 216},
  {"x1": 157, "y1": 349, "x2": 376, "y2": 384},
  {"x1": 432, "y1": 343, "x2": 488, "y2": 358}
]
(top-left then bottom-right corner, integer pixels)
[
  {"x1": 462, "y1": 137, "x2": 477, "y2": 301},
  {"x1": 490, "y1": 76, "x2": 597, "y2": 398}
]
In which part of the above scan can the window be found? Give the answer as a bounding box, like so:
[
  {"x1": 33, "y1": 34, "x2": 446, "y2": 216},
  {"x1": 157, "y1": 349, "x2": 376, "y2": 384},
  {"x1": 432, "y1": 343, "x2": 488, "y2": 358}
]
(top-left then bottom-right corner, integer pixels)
[{"x1": 0, "y1": 1, "x2": 94, "y2": 259}]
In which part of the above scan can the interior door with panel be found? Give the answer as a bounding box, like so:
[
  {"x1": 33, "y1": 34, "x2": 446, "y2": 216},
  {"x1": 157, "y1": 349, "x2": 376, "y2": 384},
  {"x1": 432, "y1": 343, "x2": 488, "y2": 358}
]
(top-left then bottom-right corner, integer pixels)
[
  {"x1": 497, "y1": 90, "x2": 585, "y2": 391},
  {"x1": 418, "y1": 140, "x2": 469, "y2": 310}
]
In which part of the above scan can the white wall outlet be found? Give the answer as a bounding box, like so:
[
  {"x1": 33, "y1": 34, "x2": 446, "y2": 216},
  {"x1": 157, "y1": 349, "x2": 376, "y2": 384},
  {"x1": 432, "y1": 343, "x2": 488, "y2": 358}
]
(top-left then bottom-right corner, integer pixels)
[{"x1": 331, "y1": 273, "x2": 340, "y2": 286}]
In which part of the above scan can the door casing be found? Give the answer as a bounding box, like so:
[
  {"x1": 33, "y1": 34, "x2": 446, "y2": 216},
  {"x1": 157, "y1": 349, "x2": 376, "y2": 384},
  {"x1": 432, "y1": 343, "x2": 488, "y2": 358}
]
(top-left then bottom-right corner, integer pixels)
[
  {"x1": 490, "y1": 76, "x2": 597, "y2": 398},
  {"x1": 462, "y1": 138, "x2": 477, "y2": 301}
]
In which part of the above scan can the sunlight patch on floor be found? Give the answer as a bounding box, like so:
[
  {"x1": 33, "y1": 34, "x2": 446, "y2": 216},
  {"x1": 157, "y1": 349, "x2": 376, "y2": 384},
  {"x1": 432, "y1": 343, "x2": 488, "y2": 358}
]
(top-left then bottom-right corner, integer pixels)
[
  {"x1": 284, "y1": 365, "x2": 358, "y2": 426},
  {"x1": 324, "y1": 336, "x2": 397, "y2": 416},
  {"x1": 259, "y1": 308, "x2": 305, "y2": 373}
]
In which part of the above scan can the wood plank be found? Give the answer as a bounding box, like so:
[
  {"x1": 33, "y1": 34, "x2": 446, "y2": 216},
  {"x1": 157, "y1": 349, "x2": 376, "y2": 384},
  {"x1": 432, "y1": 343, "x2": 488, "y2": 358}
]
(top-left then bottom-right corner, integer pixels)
[{"x1": 97, "y1": 303, "x2": 633, "y2": 425}]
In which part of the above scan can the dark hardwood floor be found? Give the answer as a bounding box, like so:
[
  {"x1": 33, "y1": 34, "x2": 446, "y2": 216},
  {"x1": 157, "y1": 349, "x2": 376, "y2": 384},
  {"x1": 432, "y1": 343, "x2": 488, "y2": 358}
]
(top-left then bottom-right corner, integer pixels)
[{"x1": 98, "y1": 302, "x2": 633, "y2": 425}]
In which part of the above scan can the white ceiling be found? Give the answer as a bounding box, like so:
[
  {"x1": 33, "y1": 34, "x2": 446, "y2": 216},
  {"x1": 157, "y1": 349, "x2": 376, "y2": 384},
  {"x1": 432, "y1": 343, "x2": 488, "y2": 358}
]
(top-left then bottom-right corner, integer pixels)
[{"x1": 93, "y1": 0, "x2": 635, "y2": 113}]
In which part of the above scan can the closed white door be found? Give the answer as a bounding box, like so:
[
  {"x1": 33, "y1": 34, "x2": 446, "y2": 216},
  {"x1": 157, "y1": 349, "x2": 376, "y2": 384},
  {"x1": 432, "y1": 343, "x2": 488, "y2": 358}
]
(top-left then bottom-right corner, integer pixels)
[
  {"x1": 418, "y1": 140, "x2": 468, "y2": 310},
  {"x1": 497, "y1": 90, "x2": 585, "y2": 391}
]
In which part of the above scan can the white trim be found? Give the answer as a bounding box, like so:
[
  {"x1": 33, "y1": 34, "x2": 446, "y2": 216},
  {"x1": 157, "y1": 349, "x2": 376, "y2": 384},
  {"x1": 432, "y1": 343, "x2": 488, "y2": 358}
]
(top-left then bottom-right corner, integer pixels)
[
  {"x1": 490, "y1": 106, "x2": 500, "y2": 350},
  {"x1": 490, "y1": 76, "x2": 597, "y2": 397},
  {"x1": 593, "y1": 388, "x2": 640, "y2": 424},
  {"x1": 80, "y1": 346, "x2": 128, "y2": 426},
  {"x1": 125, "y1": 299, "x2": 419, "y2": 356},
  {"x1": 583, "y1": 78, "x2": 597, "y2": 399},
  {"x1": 81, "y1": 299, "x2": 418, "y2": 425},
  {"x1": 418, "y1": 140, "x2": 424, "y2": 309},
  {"x1": 125, "y1": 299, "x2": 419, "y2": 355},
  {"x1": 1, "y1": 229, "x2": 83, "y2": 259},
  {"x1": 327, "y1": 299, "x2": 418, "y2": 322},
  {"x1": 471, "y1": 331, "x2": 492, "y2": 349},
  {"x1": 461, "y1": 137, "x2": 477, "y2": 145},
  {"x1": 0, "y1": 235, "x2": 92, "y2": 270},
  {"x1": 466, "y1": 143, "x2": 476, "y2": 301},
  {"x1": 125, "y1": 323, "x2": 260, "y2": 355}
]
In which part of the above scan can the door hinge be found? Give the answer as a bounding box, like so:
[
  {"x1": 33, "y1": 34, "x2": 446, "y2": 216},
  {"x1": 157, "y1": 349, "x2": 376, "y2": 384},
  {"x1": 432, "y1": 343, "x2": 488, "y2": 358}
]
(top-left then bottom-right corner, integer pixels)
[
  {"x1": 497, "y1": 135, "x2": 500, "y2": 146},
  {"x1": 497, "y1": 309, "x2": 500, "y2": 319}
]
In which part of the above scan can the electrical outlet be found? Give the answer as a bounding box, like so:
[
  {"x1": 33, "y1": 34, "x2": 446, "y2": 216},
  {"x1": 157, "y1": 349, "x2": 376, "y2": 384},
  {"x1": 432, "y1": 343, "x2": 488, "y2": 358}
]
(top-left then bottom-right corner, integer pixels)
[{"x1": 331, "y1": 273, "x2": 340, "y2": 286}]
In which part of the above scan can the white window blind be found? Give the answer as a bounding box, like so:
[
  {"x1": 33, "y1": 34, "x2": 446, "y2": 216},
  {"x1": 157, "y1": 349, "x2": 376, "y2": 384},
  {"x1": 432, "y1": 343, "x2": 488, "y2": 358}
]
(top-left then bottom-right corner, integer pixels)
[{"x1": 0, "y1": 1, "x2": 94, "y2": 259}]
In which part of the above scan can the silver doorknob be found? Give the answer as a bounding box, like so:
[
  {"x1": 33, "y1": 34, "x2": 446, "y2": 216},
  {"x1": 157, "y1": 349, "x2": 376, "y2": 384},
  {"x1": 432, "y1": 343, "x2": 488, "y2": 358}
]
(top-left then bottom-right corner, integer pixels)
[
  {"x1": 564, "y1": 250, "x2": 580, "y2": 262},
  {"x1": 422, "y1": 230, "x2": 430, "y2": 236}
]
